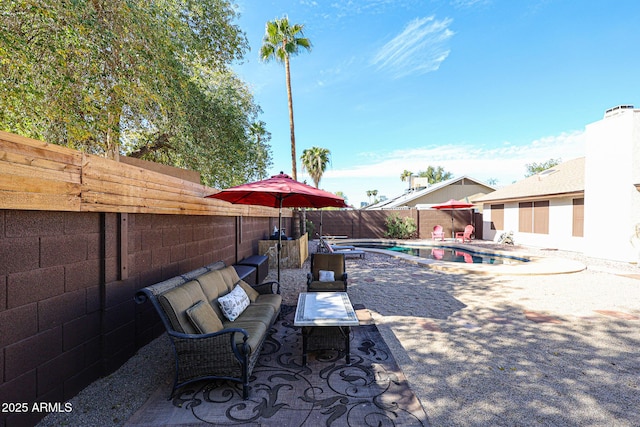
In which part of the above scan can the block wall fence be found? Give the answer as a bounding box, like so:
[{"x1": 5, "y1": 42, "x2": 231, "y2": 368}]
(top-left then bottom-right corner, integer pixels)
[
  {"x1": 0, "y1": 209, "x2": 287, "y2": 427},
  {"x1": 0, "y1": 130, "x2": 292, "y2": 426},
  {"x1": 306, "y1": 209, "x2": 483, "y2": 240}
]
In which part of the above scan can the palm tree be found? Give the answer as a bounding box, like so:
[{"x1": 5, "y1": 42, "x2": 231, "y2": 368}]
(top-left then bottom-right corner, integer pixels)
[
  {"x1": 366, "y1": 190, "x2": 373, "y2": 204},
  {"x1": 260, "y1": 16, "x2": 311, "y2": 181},
  {"x1": 300, "y1": 146, "x2": 330, "y2": 188}
]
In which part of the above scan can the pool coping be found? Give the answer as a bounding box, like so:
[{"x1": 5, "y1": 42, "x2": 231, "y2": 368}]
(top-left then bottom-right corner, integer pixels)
[{"x1": 331, "y1": 238, "x2": 586, "y2": 276}]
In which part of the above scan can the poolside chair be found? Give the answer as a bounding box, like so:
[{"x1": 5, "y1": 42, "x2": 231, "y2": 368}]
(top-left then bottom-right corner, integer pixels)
[
  {"x1": 320, "y1": 237, "x2": 365, "y2": 258},
  {"x1": 431, "y1": 225, "x2": 445, "y2": 241},
  {"x1": 307, "y1": 253, "x2": 348, "y2": 292},
  {"x1": 455, "y1": 225, "x2": 474, "y2": 243},
  {"x1": 316, "y1": 233, "x2": 357, "y2": 252}
]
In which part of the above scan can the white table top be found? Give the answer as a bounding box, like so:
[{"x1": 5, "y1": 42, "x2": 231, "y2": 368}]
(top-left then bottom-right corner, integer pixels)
[{"x1": 294, "y1": 292, "x2": 359, "y2": 327}]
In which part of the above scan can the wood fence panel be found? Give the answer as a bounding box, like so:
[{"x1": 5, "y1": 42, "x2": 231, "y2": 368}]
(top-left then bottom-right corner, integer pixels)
[
  {"x1": 0, "y1": 131, "x2": 83, "y2": 211},
  {"x1": 0, "y1": 131, "x2": 286, "y2": 218}
]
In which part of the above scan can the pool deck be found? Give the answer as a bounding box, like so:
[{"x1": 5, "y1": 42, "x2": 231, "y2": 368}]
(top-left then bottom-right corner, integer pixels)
[{"x1": 332, "y1": 238, "x2": 587, "y2": 275}]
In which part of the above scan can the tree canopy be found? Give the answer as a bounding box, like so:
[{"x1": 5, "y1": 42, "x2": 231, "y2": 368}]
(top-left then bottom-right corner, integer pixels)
[
  {"x1": 525, "y1": 158, "x2": 561, "y2": 177},
  {"x1": 0, "y1": 0, "x2": 271, "y2": 188},
  {"x1": 300, "y1": 146, "x2": 330, "y2": 188},
  {"x1": 417, "y1": 166, "x2": 453, "y2": 184}
]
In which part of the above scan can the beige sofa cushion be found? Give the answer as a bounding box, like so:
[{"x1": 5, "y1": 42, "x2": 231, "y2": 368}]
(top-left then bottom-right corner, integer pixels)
[
  {"x1": 308, "y1": 280, "x2": 346, "y2": 292},
  {"x1": 253, "y1": 293, "x2": 283, "y2": 314},
  {"x1": 237, "y1": 280, "x2": 260, "y2": 303},
  {"x1": 222, "y1": 320, "x2": 268, "y2": 355},
  {"x1": 197, "y1": 270, "x2": 230, "y2": 320},
  {"x1": 236, "y1": 303, "x2": 276, "y2": 327},
  {"x1": 219, "y1": 266, "x2": 241, "y2": 290},
  {"x1": 158, "y1": 280, "x2": 209, "y2": 334},
  {"x1": 186, "y1": 300, "x2": 223, "y2": 334}
]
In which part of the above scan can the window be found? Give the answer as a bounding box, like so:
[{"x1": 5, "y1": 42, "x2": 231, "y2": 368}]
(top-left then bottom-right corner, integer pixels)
[
  {"x1": 572, "y1": 198, "x2": 584, "y2": 237},
  {"x1": 519, "y1": 201, "x2": 549, "y2": 234},
  {"x1": 533, "y1": 201, "x2": 549, "y2": 234},
  {"x1": 491, "y1": 204, "x2": 504, "y2": 230},
  {"x1": 519, "y1": 202, "x2": 533, "y2": 233}
]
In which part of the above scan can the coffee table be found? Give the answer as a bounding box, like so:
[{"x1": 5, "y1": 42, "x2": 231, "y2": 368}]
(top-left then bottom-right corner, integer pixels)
[{"x1": 294, "y1": 292, "x2": 359, "y2": 365}]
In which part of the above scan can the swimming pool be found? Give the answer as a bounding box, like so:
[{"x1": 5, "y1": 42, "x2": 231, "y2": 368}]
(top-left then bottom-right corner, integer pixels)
[{"x1": 352, "y1": 243, "x2": 529, "y2": 264}]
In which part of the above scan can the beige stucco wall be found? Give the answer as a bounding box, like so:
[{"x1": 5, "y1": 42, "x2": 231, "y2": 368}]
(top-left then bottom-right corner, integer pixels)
[
  {"x1": 409, "y1": 182, "x2": 492, "y2": 207},
  {"x1": 584, "y1": 108, "x2": 640, "y2": 262},
  {"x1": 481, "y1": 198, "x2": 584, "y2": 251}
]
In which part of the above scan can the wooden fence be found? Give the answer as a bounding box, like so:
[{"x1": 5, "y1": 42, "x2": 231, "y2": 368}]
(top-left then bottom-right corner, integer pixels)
[{"x1": 0, "y1": 130, "x2": 284, "y2": 219}]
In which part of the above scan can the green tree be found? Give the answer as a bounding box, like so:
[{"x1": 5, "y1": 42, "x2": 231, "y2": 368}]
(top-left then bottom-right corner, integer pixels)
[
  {"x1": 335, "y1": 191, "x2": 348, "y2": 206},
  {"x1": 260, "y1": 16, "x2": 311, "y2": 180},
  {"x1": 418, "y1": 166, "x2": 453, "y2": 185},
  {"x1": 525, "y1": 158, "x2": 561, "y2": 177},
  {"x1": 301, "y1": 146, "x2": 330, "y2": 188},
  {"x1": 248, "y1": 121, "x2": 273, "y2": 180},
  {"x1": 1, "y1": 0, "x2": 267, "y2": 188}
]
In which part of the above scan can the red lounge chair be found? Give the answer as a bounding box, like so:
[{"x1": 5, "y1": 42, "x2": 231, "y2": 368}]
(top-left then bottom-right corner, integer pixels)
[
  {"x1": 431, "y1": 225, "x2": 445, "y2": 241},
  {"x1": 455, "y1": 225, "x2": 474, "y2": 243}
]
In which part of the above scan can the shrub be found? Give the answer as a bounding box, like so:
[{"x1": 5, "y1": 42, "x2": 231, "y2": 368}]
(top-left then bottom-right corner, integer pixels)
[
  {"x1": 385, "y1": 214, "x2": 417, "y2": 239},
  {"x1": 306, "y1": 219, "x2": 315, "y2": 239}
]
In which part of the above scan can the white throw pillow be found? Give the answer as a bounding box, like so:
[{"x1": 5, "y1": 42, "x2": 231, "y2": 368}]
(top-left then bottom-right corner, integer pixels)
[
  {"x1": 218, "y1": 285, "x2": 250, "y2": 321},
  {"x1": 318, "y1": 270, "x2": 335, "y2": 282}
]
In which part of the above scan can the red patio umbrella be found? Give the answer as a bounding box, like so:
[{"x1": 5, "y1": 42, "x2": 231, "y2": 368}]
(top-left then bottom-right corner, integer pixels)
[
  {"x1": 207, "y1": 172, "x2": 347, "y2": 282},
  {"x1": 431, "y1": 199, "x2": 475, "y2": 238}
]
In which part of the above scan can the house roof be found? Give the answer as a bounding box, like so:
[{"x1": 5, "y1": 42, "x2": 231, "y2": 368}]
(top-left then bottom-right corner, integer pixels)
[
  {"x1": 476, "y1": 157, "x2": 585, "y2": 203},
  {"x1": 363, "y1": 175, "x2": 495, "y2": 209}
]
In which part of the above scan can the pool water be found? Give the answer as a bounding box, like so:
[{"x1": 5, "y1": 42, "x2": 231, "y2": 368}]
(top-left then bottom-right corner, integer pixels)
[{"x1": 356, "y1": 244, "x2": 529, "y2": 264}]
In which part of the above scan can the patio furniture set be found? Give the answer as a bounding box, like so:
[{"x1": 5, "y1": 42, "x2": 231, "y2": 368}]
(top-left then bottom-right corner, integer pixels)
[
  {"x1": 432, "y1": 224, "x2": 475, "y2": 243},
  {"x1": 136, "y1": 252, "x2": 356, "y2": 400}
]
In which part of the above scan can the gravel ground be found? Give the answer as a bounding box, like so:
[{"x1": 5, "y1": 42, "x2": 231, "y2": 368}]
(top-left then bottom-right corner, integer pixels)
[{"x1": 38, "y1": 241, "x2": 640, "y2": 427}]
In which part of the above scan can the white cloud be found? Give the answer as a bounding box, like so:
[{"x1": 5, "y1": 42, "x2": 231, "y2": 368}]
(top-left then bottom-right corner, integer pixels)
[
  {"x1": 326, "y1": 130, "x2": 586, "y2": 186},
  {"x1": 450, "y1": 0, "x2": 491, "y2": 8},
  {"x1": 372, "y1": 16, "x2": 454, "y2": 79},
  {"x1": 317, "y1": 130, "x2": 586, "y2": 206}
]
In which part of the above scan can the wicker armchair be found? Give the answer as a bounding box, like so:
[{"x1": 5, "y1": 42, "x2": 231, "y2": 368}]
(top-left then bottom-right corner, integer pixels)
[{"x1": 306, "y1": 253, "x2": 348, "y2": 292}]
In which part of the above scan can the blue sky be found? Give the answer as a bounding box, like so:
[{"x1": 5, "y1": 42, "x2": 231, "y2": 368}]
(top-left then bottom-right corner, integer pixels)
[{"x1": 233, "y1": 0, "x2": 639, "y2": 207}]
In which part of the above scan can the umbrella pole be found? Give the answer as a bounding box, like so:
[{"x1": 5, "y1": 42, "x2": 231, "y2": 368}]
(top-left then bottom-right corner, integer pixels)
[
  {"x1": 277, "y1": 200, "x2": 282, "y2": 283},
  {"x1": 451, "y1": 212, "x2": 455, "y2": 239}
]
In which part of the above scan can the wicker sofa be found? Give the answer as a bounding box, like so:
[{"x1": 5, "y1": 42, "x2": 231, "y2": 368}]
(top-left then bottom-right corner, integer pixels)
[{"x1": 135, "y1": 261, "x2": 281, "y2": 399}]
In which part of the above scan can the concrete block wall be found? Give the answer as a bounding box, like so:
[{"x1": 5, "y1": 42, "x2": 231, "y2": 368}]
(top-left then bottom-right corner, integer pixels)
[
  {"x1": 0, "y1": 209, "x2": 271, "y2": 427},
  {"x1": 306, "y1": 209, "x2": 482, "y2": 240}
]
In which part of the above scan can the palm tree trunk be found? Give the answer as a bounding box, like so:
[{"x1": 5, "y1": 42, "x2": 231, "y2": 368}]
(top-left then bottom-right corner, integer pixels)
[
  {"x1": 285, "y1": 56, "x2": 297, "y2": 181},
  {"x1": 284, "y1": 57, "x2": 301, "y2": 238}
]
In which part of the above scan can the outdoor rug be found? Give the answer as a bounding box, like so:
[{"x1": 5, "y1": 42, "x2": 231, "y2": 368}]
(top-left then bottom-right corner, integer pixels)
[{"x1": 125, "y1": 305, "x2": 429, "y2": 426}]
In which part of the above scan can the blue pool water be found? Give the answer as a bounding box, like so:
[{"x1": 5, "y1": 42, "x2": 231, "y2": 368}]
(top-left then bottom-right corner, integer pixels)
[{"x1": 354, "y1": 244, "x2": 529, "y2": 264}]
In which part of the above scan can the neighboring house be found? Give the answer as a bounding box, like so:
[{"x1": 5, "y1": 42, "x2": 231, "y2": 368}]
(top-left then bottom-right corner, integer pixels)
[
  {"x1": 363, "y1": 176, "x2": 495, "y2": 210},
  {"x1": 477, "y1": 105, "x2": 640, "y2": 263},
  {"x1": 476, "y1": 157, "x2": 585, "y2": 252}
]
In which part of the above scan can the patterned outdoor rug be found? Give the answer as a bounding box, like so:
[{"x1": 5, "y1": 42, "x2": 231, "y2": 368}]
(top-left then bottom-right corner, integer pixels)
[{"x1": 126, "y1": 305, "x2": 429, "y2": 426}]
